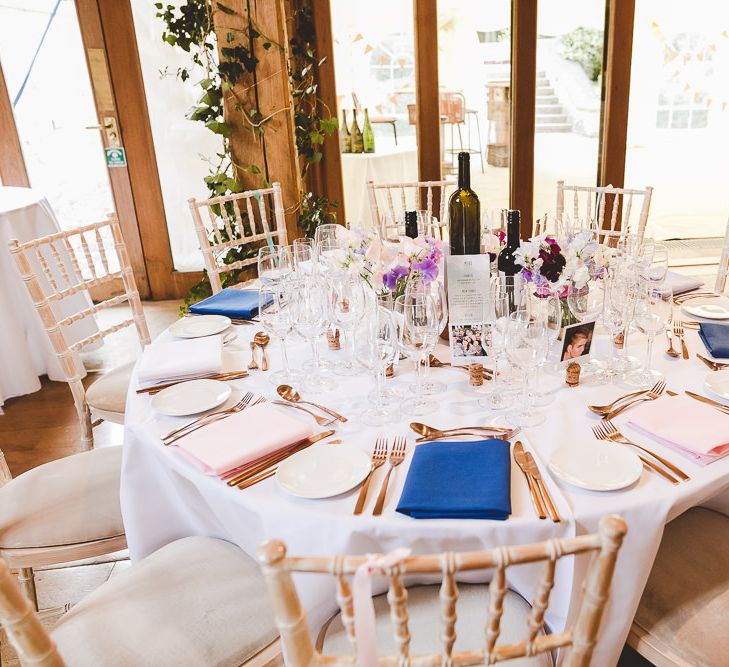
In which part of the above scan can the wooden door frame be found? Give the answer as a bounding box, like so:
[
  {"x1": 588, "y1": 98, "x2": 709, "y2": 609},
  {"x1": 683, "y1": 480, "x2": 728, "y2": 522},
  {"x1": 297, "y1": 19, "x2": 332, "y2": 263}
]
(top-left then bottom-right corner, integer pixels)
[{"x1": 0, "y1": 60, "x2": 29, "y2": 187}]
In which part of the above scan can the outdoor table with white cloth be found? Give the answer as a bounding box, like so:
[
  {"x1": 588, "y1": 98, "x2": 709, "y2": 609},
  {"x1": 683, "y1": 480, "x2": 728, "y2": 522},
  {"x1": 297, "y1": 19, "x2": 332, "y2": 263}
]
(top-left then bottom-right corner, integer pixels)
[
  {"x1": 0, "y1": 186, "x2": 97, "y2": 406},
  {"x1": 120, "y1": 318, "x2": 729, "y2": 667}
]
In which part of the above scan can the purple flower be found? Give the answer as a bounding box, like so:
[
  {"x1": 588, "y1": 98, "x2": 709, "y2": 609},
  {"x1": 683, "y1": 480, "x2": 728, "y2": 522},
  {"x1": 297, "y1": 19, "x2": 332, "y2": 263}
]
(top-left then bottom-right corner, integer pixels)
[
  {"x1": 383, "y1": 265, "x2": 409, "y2": 291},
  {"x1": 411, "y1": 257, "x2": 438, "y2": 284}
]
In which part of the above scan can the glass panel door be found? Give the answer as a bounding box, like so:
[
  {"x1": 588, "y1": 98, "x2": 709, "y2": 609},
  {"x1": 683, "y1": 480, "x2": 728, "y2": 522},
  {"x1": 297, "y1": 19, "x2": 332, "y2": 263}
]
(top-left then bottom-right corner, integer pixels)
[{"x1": 0, "y1": 0, "x2": 114, "y2": 229}]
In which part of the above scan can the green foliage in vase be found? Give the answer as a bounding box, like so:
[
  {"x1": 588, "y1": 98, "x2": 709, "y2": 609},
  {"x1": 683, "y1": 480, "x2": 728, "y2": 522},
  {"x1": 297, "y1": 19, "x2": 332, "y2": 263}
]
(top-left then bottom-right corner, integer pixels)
[
  {"x1": 156, "y1": 0, "x2": 338, "y2": 311},
  {"x1": 560, "y1": 27, "x2": 604, "y2": 82}
]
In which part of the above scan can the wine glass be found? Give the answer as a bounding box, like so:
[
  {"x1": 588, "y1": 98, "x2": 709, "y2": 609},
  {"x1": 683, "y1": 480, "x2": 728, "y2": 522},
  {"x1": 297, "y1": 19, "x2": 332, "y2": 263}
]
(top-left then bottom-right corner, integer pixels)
[
  {"x1": 329, "y1": 277, "x2": 367, "y2": 376},
  {"x1": 395, "y1": 293, "x2": 439, "y2": 415},
  {"x1": 601, "y1": 275, "x2": 636, "y2": 381},
  {"x1": 626, "y1": 284, "x2": 673, "y2": 387},
  {"x1": 641, "y1": 243, "x2": 668, "y2": 284},
  {"x1": 362, "y1": 306, "x2": 399, "y2": 425},
  {"x1": 405, "y1": 279, "x2": 448, "y2": 395},
  {"x1": 291, "y1": 279, "x2": 333, "y2": 392},
  {"x1": 293, "y1": 238, "x2": 316, "y2": 276},
  {"x1": 525, "y1": 288, "x2": 561, "y2": 404},
  {"x1": 314, "y1": 223, "x2": 342, "y2": 247},
  {"x1": 477, "y1": 286, "x2": 513, "y2": 410},
  {"x1": 258, "y1": 245, "x2": 293, "y2": 286},
  {"x1": 258, "y1": 288, "x2": 303, "y2": 385},
  {"x1": 506, "y1": 310, "x2": 545, "y2": 428},
  {"x1": 566, "y1": 280, "x2": 608, "y2": 382}
]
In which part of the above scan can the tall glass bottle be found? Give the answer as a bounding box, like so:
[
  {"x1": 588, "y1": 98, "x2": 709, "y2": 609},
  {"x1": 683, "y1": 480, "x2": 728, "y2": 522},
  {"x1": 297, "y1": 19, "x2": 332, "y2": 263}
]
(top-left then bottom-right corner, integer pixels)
[
  {"x1": 363, "y1": 109, "x2": 375, "y2": 153},
  {"x1": 497, "y1": 210, "x2": 521, "y2": 276},
  {"x1": 447, "y1": 152, "x2": 481, "y2": 255},
  {"x1": 350, "y1": 111, "x2": 364, "y2": 153},
  {"x1": 404, "y1": 210, "x2": 418, "y2": 239},
  {"x1": 340, "y1": 109, "x2": 351, "y2": 153}
]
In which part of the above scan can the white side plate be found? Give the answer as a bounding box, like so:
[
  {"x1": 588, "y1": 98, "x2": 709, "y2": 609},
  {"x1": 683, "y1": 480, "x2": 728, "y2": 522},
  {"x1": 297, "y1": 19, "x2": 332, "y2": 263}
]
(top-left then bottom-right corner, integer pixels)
[
  {"x1": 276, "y1": 446, "x2": 371, "y2": 499},
  {"x1": 548, "y1": 442, "x2": 642, "y2": 491},
  {"x1": 169, "y1": 315, "x2": 232, "y2": 338},
  {"x1": 151, "y1": 379, "x2": 232, "y2": 416},
  {"x1": 704, "y1": 370, "x2": 729, "y2": 401},
  {"x1": 682, "y1": 295, "x2": 729, "y2": 320}
]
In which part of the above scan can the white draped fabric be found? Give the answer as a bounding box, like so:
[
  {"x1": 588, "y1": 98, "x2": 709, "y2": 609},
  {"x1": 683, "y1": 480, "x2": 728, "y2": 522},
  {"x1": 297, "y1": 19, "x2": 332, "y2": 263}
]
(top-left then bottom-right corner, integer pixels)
[
  {"x1": 342, "y1": 147, "x2": 418, "y2": 228},
  {"x1": 0, "y1": 187, "x2": 96, "y2": 406},
  {"x1": 121, "y1": 323, "x2": 729, "y2": 666}
]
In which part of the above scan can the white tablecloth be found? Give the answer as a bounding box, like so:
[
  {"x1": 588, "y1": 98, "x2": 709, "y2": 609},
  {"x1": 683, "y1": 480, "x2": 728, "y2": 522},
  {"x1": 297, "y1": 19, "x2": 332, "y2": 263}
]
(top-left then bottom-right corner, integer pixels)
[
  {"x1": 342, "y1": 147, "x2": 418, "y2": 228},
  {"x1": 121, "y1": 322, "x2": 729, "y2": 667},
  {"x1": 0, "y1": 187, "x2": 95, "y2": 406}
]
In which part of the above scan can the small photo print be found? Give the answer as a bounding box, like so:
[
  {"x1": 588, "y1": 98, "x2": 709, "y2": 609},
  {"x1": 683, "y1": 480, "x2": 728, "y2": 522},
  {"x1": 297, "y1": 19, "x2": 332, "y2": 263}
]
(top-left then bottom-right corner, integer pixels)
[
  {"x1": 450, "y1": 323, "x2": 488, "y2": 358},
  {"x1": 560, "y1": 320, "x2": 595, "y2": 363}
]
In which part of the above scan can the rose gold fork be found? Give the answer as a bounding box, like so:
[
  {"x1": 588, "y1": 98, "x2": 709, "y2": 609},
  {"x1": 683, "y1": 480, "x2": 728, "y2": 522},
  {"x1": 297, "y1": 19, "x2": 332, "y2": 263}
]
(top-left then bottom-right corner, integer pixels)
[
  {"x1": 603, "y1": 380, "x2": 665, "y2": 420},
  {"x1": 372, "y1": 437, "x2": 407, "y2": 516},
  {"x1": 162, "y1": 392, "x2": 255, "y2": 445},
  {"x1": 353, "y1": 438, "x2": 388, "y2": 515}
]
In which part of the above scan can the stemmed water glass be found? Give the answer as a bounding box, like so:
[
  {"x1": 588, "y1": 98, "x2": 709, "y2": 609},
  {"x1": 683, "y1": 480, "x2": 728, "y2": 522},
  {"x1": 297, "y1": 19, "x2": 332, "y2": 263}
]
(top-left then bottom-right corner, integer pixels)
[
  {"x1": 478, "y1": 285, "x2": 513, "y2": 410},
  {"x1": 293, "y1": 238, "x2": 317, "y2": 276},
  {"x1": 626, "y1": 284, "x2": 673, "y2": 387},
  {"x1": 566, "y1": 280, "x2": 607, "y2": 382},
  {"x1": 405, "y1": 280, "x2": 448, "y2": 395},
  {"x1": 291, "y1": 278, "x2": 333, "y2": 392},
  {"x1": 362, "y1": 306, "x2": 399, "y2": 425},
  {"x1": 506, "y1": 310, "x2": 545, "y2": 428},
  {"x1": 258, "y1": 288, "x2": 303, "y2": 385},
  {"x1": 395, "y1": 293, "x2": 439, "y2": 415},
  {"x1": 525, "y1": 288, "x2": 561, "y2": 404},
  {"x1": 329, "y1": 277, "x2": 367, "y2": 376},
  {"x1": 641, "y1": 243, "x2": 668, "y2": 284},
  {"x1": 601, "y1": 274, "x2": 637, "y2": 381},
  {"x1": 258, "y1": 245, "x2": 293, "y2": 286}
]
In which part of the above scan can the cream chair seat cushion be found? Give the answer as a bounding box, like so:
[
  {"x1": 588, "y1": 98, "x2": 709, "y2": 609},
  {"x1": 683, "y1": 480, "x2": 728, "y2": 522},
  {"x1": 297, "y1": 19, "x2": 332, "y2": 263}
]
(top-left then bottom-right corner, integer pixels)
[
  {"x1": 52, "y1": 536, "x2": 279, "y2": 667},
  {"x1": 633, "y1": 507, "x2": 729, "y2": 667},
  {"x1": 320, "y1": 584, "x2": 553, "y2": 666},
  {"x1": 85, "y1": 360, "x2": 135, "y2": 418},
  {"x1": 0, "y1": 446, "x2": 124, "y2": 550}
]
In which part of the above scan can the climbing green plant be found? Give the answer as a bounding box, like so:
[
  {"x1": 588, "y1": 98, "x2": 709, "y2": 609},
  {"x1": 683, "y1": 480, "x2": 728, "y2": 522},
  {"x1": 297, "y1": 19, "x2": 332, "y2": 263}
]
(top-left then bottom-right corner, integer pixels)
[
  {"x1": 155, "y1": 0, "x2": 338, "y2": 310},
  {"x1": 561, "y1": 27, "x2": 604, "y2": 82}
]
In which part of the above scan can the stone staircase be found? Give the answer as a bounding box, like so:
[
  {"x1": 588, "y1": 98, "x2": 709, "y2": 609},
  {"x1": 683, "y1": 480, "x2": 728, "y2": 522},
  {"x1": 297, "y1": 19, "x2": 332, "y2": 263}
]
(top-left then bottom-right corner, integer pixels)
[{"x1": 535, "y1": 70, "x2": 571, "y2": 133}]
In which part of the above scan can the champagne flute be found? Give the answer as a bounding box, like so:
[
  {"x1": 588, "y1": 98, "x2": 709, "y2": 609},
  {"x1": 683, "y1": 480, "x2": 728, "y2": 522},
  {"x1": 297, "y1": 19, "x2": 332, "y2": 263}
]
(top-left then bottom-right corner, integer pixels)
[
  {"x1": 258, "y1": 288, "x2": 303, "y2": 385},
  {"x1": 477, "y1": 286, "x2": 513, "y2": 410},
  {"x1": 405, "y1": 279, "x2": 448, "y2": 395},
  {"x1": 362, "y1": 306, "x2": 399, "y2": 425},
  {"x1": 395, "y1": 293, "x2": 439, "y2": 415},
  {"x1": 601, "y1": 275, "x2": 636, "y2": 380},
  {"x1": 625, "y1": 284, "x2": 673, "y2": 387},
  {"x1": 329, "y1": 277, "x2": 367, "y2": 376},
  {"x1": 525, "y1": 288, "x2": 560, "y2": 403},
  {"x1": 505, "y1": 310, "x2": 544, "y2": 428},
  {"x1": 566, "y1": 280, "x2": 608, "y2": 383},
  {"x1": 293, "y1": 238, "x2": 316, "y2": 276},
  {"x1": 291, "y1": 279, "x2": 332, "y2": 392}
]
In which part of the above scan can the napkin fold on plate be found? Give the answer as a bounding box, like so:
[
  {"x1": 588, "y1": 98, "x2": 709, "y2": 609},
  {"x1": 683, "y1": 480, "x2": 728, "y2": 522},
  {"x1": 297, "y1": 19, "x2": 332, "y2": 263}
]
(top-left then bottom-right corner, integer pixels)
[
  {"x1": 698, "y1": 322, "x2": 729, "y2": 359},
  {"x1": 396, "y1": 439, "x2": 511, "y2": 520},
  {"x1": 189, "y1": 288, "x2": 270, "y2": 320},
  {"x1": 664, "y1": 270, "x2": 704, "y2": 296},
  {"x1": 628, "y1": 394, "x2": 729, "y2": 465},
  {"x1": 174, "y1": 403, "x2": 314, "y2": 476},
  {"x1": 137, "y1": 335, "x2": 223, "y2": 385}
]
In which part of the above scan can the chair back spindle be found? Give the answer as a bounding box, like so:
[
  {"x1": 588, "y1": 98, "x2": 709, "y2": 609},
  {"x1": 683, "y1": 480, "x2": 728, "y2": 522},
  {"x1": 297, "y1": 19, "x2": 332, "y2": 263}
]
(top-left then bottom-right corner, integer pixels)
[
  {"x1": 189, "y1": 183, "x2": 288, "y2": 294},
  {"x1": 715, "y1": 217, "x2": 729, "y2": 293},
  {"x1": 258, "y1": 515, "x2": 627, "y2": 667}
]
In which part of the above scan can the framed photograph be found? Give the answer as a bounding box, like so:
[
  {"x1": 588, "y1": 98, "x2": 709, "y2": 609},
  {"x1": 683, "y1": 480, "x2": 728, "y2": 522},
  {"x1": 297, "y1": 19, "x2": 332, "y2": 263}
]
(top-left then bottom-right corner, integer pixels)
[
  {"x1": 449, "y1": 323, "x2": 488, "y2": 361},
  {"x1": 559, "y1": 320, "x2": 595, "y2": 364}
]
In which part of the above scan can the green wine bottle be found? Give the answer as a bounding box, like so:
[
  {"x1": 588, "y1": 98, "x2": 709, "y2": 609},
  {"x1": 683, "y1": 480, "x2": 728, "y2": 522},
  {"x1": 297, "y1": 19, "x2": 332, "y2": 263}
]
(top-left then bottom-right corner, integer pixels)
[
  {"x1": 340, "y1": 109, "x2": 351, "y2": 153},
  {"x1": 351, "y1": 111, "x2": 364, "y2": 153},
  {"x1": 448, "y1": 152, "x2": 481, "y2": 255},
  {"x1": 363, "y1": 108, "x2": 375, "y2": 153}
]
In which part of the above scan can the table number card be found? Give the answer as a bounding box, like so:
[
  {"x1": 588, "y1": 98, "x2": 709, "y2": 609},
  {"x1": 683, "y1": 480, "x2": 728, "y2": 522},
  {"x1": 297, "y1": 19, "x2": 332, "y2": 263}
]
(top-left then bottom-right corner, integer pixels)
[{"x1": 446, "y1": 255, "x2": 490, "y2": 366}]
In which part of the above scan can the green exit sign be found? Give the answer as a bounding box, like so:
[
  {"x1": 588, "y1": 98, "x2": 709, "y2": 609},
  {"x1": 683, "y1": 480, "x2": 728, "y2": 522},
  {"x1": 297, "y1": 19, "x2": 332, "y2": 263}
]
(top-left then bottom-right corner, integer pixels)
[{"x1": 105, "y1": 147, "x2": 127, "y2": 168}]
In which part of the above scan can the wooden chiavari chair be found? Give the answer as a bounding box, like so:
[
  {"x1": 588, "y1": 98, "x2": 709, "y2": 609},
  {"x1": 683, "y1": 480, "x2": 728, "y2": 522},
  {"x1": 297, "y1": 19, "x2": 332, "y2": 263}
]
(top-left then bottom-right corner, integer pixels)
[
  {"x1": 714, "y1": 217, "x2": 729, "y2": 293},
  {"x1": 367, "y1": 180, "x2": 456, "y2": 241},
  {"x1": 258, "y1": 515, "x2": 627, "y2": 667},
  {"x1": 0, "y1": 535, "x2": 282, "y2": 667},
  {"x1": 8, "y1": 214, "x2": 151, "y2": 448},
  {"x1": 189, "y1": 183, "x2": 288, "y2": 294},
  {"x1": 556, "y1": 180, "x2": 653, "y2": 245}
]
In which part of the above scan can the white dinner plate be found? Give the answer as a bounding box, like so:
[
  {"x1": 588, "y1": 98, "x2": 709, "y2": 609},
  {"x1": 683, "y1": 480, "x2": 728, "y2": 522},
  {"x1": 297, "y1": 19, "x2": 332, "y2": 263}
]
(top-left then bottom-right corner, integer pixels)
[
  {"x1": 704, "y1": 370, "x2": 729, "y2": 401},
  {"x1": 276, "y1": 446, "x2": 371, "y2": 499},
  {"x1": 548, "y1": 442, "x2": 642, "y2": 491},
  {"x1": 168, "y1": 315, "x2": 232, "y2": 338},
  {"x1": 151, "y1": 379, "x2": 232, "y2": 417},
  {"x1": 682, "y1": 295, "x2": 729, "y2": 320}
]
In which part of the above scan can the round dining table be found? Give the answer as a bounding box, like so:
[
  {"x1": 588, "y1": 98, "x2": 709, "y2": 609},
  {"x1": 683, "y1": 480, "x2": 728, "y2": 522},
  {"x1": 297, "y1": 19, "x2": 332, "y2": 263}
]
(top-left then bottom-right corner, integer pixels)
[
  {"x1": 0, "y1": 186, "x2": 96, "y2": 407},
  {"x1": 121, "y1": 317, "x2": 729, "y2": 667}
]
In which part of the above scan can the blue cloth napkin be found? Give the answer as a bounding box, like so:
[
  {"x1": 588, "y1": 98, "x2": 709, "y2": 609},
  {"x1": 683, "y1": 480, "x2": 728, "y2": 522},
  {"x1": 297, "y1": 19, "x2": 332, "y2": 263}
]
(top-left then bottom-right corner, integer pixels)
[
  {"x1": 189, "y1": 288, "x2": 268, "y2": 320},
  {"x1": 396, "y1": 439, "x2": 511, "y2": 520},
  {"x1": 699, "y1": 322, "x2": 729, "y2": 359}
]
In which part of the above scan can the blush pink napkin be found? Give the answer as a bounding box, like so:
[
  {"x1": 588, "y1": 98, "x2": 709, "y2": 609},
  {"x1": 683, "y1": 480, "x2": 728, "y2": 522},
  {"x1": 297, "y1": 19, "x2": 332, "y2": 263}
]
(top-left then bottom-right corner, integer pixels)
[
  {"x1": 628, "y1": 394, "x2": 729, "y2": 465},
  {"x1": 175, "y1": 403, "x2": 314, "y2": 476}
]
